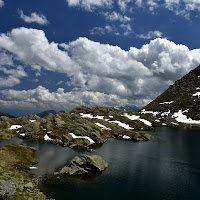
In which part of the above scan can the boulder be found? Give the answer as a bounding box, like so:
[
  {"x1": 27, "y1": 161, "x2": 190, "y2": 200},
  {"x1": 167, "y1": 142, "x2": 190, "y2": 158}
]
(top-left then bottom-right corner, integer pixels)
[
  {"x1": 0, "y1": 180, "x2": 16, "y2": 196},
  {"x1": 81, "y1": 154, "x2": 108, "y2": 171},
  {"x1": 24, "y1": 182, "x2": 34, "y2": 190},
  {"x1": 54, "y1": 154, "x2": 108, "y2": 176}
]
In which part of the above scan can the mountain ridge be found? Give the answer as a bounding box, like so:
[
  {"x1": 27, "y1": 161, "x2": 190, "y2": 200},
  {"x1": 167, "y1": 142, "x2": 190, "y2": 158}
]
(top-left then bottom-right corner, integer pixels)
[{"x1": 142, "y1": 65, "x2": 200, "y2": 121}]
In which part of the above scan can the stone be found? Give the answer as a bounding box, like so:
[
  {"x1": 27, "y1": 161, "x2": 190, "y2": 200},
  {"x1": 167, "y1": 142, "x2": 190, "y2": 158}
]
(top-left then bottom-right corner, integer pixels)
[
  {"x1": 81, "y1": 154, "x2": 108, "y2": 171},
  {"x1": 69, "y1": 156, "x2": 84, "y2": 166},
  {"x1": 24, "y1": 182, "x2": 34, "y2": 190},
  {"x1": 0, "y1": 180, "x2": 16, "y2": 196}
]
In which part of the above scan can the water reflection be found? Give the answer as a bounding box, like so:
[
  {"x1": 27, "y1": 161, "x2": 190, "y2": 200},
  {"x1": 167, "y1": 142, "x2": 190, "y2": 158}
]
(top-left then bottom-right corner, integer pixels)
[{"x1": 1, "y1": 127, "x2": 200, "y2": 200}]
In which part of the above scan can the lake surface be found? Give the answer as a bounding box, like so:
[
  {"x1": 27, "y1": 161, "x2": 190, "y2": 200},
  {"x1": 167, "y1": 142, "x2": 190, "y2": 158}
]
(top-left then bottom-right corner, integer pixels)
[{"x1": 1, "y1": 127, "x2": 200, "y2": 200}]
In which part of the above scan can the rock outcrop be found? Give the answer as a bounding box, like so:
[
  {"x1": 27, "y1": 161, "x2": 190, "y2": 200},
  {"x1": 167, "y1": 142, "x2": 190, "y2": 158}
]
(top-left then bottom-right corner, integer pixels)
[{"x1": 54, "y1": 155, "x2": 108, "y2": 176}]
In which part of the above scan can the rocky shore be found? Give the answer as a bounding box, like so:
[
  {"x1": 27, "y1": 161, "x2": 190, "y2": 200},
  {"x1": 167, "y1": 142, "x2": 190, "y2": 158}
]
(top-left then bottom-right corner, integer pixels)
[{"x1": 0, "y1": 144, "x2": 53, "y2": 200}]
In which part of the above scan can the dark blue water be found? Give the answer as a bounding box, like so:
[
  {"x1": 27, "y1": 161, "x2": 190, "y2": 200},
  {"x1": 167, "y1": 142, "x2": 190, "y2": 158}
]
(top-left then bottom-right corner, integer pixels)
[{"x1": 1, "y1": 127, "x2": 200, "y2": 200}]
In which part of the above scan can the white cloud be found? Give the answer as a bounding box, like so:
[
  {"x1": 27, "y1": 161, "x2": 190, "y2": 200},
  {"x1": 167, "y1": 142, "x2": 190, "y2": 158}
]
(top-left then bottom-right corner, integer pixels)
[
  {"x1": 0, "y1": 28, "x2": 200, "y2": 110},
  {"x1": 103, "y1": 11, "x2": 131, "y2": 23},
  {"x1": 0, "y1": 52, "x2": 13, "y2": 66},
  {"x1": 19, "y1": 10, "x2": 49, "y2": 25},
  {"x1": 1, "y1": 86, "x2": 128, "y2": 111},
  {"x1": 66, "y1": 0, "x2": 113, "y2": 11},
  {"x1": 118, "y1": 0, "x2": 132, "y2": 12},
  {"x1": 120, "y1": 24, "x2": 132, "y2": 35},
  {"x1": 137, "y1": 30, "x2": 163, "y2": 39},
  {"x1": 0, "y1": 0, "x2": 4, "y2": 8},
  {"x1": 0, "y1": 27, "x2": 76, "y2": 74},
  {"x1": 0, "y1": 65, "x2": 27, "y2": 87},
  {"x1": 89, "y1": 25, "x2": 120, "y2": 35}
]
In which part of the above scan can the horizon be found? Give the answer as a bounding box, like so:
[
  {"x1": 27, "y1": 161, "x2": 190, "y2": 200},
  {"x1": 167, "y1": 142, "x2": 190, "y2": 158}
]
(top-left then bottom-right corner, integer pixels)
[{"x1": 0, "y1": 0, "x2": 200, "y2": 116}]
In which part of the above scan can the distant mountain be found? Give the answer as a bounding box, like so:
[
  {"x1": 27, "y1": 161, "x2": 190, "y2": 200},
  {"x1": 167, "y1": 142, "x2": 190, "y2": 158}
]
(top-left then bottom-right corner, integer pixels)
[
  {"x1": 142, "y1": 65, "x2": 200, "y2": 121},
  {"x1": 118, "y1": 105, "x2": 140, "y2": 111},
  {"x1": 0, "y1": 112, "x2": 16, "y2": 118},
  {"x1": 36, "y1": 110, "x2": 57, "y2": 118}
]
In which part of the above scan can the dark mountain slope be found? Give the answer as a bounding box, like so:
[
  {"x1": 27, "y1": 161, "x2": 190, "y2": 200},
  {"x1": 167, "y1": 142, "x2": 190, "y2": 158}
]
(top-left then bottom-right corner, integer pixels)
[
  {"x1": 36, "y1": 110, "x2": 57, "y2": 118},
  {"x1": 143, "y1": 65, "x2": 200, "y2": 120},
  {"x1": 0, "y1": 111, "x2": 16, "y2": 118}
]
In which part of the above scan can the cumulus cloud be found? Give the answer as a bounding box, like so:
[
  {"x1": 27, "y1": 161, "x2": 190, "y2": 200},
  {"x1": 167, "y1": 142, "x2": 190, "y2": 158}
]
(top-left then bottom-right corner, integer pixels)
[
  {"x1": 19, "y1": 10, "x2": 49, "y2": 25},
  {"x1": 0, "y1": 52, "x2": 13, "y2": 66},
  {"x1": 66, "y1": 0, "x2": 113, "y2": 11},
  {"x1": 103, "y1": 11, "x2": 131, "y2": 23},
  {"x1": 0, "y1": 66, "x2": 27, "y2": 87},
  {"x1": 137, "y1": 30, "x2": 163, "y2": 39},
  {"x1": 0, "y1": 28, "x2": 200, "y2": 111},
  {"x1": 1, "y1": 86, "x2": 128, "y2": 111},
  {"x1": 0, "y1": 0, "x2": 4, "y2": 8},
  {"x1": 0, "y1": 27, "x2": 76, "y2": 74}
]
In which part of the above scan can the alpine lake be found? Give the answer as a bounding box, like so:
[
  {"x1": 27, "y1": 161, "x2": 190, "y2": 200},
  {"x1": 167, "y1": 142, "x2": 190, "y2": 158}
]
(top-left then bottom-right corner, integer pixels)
[{"x1": 1, "y1": 127, "x2": 200, "y2": 200}]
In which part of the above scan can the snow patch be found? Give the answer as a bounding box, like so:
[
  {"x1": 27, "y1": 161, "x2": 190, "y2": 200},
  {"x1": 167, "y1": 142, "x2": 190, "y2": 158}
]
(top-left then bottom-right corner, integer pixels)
[
  {"x1": 80, "y1": 113, "x2": 104, "y2": 120},
  {"x1": 109, "y1": 120, "x2": 134, "y2": 130},
  {"x1": 44, "y1": 134, "x2": 52, "y2": 141},
  {"x1": 123, "y1": 113, "x2": 152, "y2": 126},
  {"x1": 122, "y1": 135, "x2": 130, "y2": 139},
  {"x1": 19, "y1": 133, "x2": 25, "y2": 137},
  {"x1": 47, "y1": 131, "x2": 52, "y2": 134},
  {"x1": 29, "y1": 120, "x2": 36, "y2": 123},
  {"x1": 140, "y1": 109, "x2": 160, "y2": 116},
  {"x1": 171, "y1": 122, "x2": 178, "y2": 125},
  {"x1": 193, "y1": 92, "x2": 200, "y2": 97},
  {"x1": 159, "y1": 101, "x2": 174, "y2": 105},
  {"x1": 155, "y1": 119, "x2": 160, "y2": 122},
  {"x1": 173, "y1": 110, "x2": 200, "y2": 124},
  {"x1": 69, "y1": 133, "x2": 95, "y2": 144},
  {"x1": 9, "y1": 125, "x2": 22, "y2": 130},
  {"x1": 95, "y1": 122, "x2": 111, "y2": 130},
  {"x1": 29, "y1": 166, "x2": 38, "y2": 170},
  {"x1": 161, "y1": 111, "x2": 170, "y2": 116}
]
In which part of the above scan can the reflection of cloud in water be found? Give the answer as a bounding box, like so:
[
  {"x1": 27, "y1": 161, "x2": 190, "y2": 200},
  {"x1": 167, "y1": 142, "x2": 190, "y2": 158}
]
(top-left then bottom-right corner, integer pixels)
[{"x1": 32, "y1": 143, "x2": 79, "y2": 178}]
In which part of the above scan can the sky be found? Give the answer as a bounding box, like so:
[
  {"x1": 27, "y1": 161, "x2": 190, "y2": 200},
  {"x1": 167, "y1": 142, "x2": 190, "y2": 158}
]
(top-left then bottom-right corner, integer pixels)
[{"x1": 0, "y1": 0, "x2": 200, "y2": 116}]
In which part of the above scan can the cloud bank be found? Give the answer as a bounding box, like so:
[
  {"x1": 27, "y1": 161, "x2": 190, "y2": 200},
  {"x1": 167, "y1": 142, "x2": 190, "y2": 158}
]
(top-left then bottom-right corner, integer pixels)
[
  {"x1": 0, "y1": 27, "x2": 200, "y2": 113},
  {"x1": 66, "y1": 0, "x2": 200, "y2": 19}
]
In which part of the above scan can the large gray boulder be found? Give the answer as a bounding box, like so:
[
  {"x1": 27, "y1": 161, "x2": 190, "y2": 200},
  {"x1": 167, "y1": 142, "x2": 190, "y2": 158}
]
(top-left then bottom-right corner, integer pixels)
[
  {"x1": 0, "y1": 180, "x2": 16, "y2": 196},
  {"x1": 81, "y1": 154, "x2": 108, "y2": 171},
  {"x1": 54, "y1": 155, "x2": 108, "y2": 176}
]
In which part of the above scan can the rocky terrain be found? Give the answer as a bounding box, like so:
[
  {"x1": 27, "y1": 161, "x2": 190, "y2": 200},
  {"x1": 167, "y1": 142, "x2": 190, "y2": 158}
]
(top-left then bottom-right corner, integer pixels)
[
  {"x1": 0, "y1": 144, "x2": 52, "y2": 200},
  {"x1": 142, "y1": 65, "x2": 200, "y2": 124},
  {"x1": 0, "y1": 105, "x2": 187, "y2": 151}
]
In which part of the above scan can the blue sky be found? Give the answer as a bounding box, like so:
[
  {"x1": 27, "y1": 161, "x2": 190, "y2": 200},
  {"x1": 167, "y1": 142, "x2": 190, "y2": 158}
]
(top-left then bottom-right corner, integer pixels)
[{"x1": 0, "y1": 0, "x2": 200, "y2": 116}]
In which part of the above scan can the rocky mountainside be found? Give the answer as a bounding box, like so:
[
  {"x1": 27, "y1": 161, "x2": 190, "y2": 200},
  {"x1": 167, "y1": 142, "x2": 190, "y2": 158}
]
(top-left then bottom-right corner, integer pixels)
[{"x1": 142, "y1": 65, "x2": 200, "y2": 122}]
